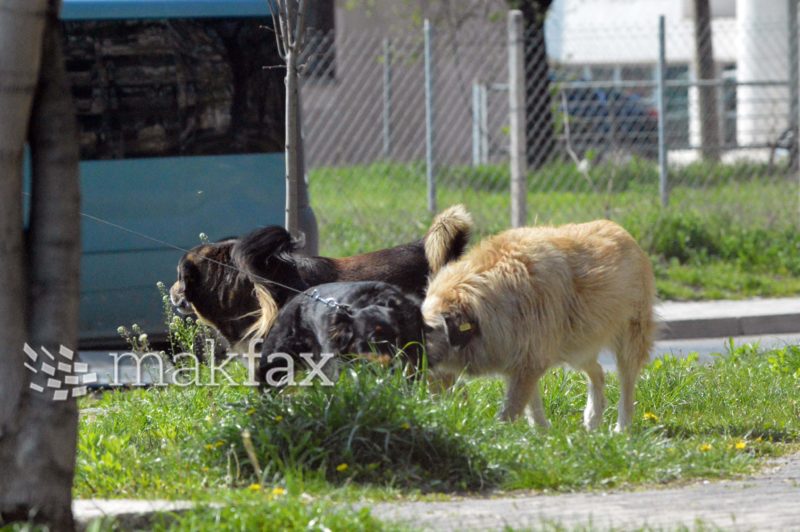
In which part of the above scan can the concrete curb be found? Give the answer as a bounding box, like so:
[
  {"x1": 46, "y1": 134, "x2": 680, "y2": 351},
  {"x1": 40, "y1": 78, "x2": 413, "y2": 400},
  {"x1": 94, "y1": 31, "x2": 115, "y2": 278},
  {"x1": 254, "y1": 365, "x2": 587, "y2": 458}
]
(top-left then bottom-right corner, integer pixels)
[
  {"x1": 661, "y1": 312, "x2": 800, "y2": 340},
  {"x1": 656, "y1": 298, "x2": 800, "y2": 340},
  {"x1": 74, "y1": 499, "x2": 198, "y2": 529}
]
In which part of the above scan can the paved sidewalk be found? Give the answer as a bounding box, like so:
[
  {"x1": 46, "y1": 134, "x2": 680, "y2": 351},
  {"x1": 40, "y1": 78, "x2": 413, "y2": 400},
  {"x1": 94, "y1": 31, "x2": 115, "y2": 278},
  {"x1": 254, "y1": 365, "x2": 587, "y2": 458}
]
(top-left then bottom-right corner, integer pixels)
[
  {"x1": 74, "y1": 499, "x2": 196, "y2": 528},
  {"x1": 370, "y1": 453, "x2": 800, "y2": 531},
  {"x1": 657, "y1": 297, "x2": 800, "y2": 339}
]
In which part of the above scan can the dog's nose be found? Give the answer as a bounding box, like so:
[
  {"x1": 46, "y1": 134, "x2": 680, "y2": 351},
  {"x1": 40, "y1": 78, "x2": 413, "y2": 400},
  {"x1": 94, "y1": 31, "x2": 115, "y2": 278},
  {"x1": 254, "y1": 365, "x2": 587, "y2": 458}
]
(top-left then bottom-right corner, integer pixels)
[{"x1": 169, "y1": 282, "x2": 192, "y2": 314}]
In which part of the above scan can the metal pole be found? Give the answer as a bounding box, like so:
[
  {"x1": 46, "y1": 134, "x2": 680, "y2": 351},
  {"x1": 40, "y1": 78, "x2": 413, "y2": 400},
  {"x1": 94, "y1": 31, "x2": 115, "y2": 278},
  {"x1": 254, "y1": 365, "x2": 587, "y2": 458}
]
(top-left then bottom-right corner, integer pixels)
[
  {"x1": 787, "y1": 0, "x2": 799, "y2": 172},
  {"x1": 382, "y1": 37, "x2": 393, "y2": 159},
  {"x1": 657, "y1": 15, "x2": 669, "y2": 207},
  {"x1": 472, "y1": 83, "x2": 481, "y2": 166},
  {"x1": 508, "y1": 10, "x2": 527, "y2": 227},
  {"x1": 424, "y1": 19, "x2": 437, "y2": 213},
  {"x1": 480, "y1": 84, "x2": 489, "y2": 163}
]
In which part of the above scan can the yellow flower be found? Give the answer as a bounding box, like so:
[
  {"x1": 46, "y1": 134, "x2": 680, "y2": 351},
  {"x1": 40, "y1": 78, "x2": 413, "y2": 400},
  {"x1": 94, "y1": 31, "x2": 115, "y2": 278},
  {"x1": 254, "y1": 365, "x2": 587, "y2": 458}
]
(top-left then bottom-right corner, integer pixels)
[
  {"x1": 699, "y1": 443, "x2": 712, "y2": 452},
  {"x1": 271, "y1": 487, "x2": 286, "y2": 497},
  {"x1": 246, "y1": 407, "x2": 257, "y2": 416},
  {"x1": 336, "y1": 463, "x2": 349, "y2": 472},
  {"x1": 400, "y1": 422, "x2": 411, "y2": 430},
  {"x1": 643, "y1": 412, "x2": 659, "y2": 422},
  {"x1": 735, "y1": 440, "x2": 747, "y2": 450},
  {"x1": 274, "y1": 415, "x2": 283, "y2": 422},
  {"x1": 755, "y1": 436, "x2": 763, "y2": 443},
  {"x1": 247, "y1": 483, "x2": 262, "y2": 492}
]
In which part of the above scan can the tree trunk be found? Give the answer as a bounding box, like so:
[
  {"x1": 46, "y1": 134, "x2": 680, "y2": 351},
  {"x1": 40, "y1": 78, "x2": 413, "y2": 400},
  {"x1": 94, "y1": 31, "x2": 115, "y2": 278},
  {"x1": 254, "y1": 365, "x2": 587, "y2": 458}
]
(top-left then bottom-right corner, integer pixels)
[
  {"x1": 693, "y1": 0, "x2": 720, "y2": 161},
  {"x1": 0, "y1": 0, "x2": 48, "y2": 521},
  {"x1": 512, "y1": 1, "x2": 555, "y2": 170},
  {"x1": 285, "y1": 47, "x2": 301, "y2": 239},
  {"x1": 0, "y1": 4, "x2": 81, "y2": 530}
]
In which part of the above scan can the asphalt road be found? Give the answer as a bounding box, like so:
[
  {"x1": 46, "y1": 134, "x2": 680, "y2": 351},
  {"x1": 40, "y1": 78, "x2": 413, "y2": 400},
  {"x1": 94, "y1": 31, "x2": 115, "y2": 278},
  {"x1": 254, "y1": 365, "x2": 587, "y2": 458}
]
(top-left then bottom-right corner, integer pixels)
[{"x1": 598, "y1": 332, "x2": 800, "y2": 370}]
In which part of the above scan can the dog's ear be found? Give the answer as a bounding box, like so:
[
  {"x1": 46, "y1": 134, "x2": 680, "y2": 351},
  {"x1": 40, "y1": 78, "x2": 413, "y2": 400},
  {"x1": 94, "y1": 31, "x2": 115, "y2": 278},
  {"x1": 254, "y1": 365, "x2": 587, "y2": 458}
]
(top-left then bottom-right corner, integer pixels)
[
  {"x1": 327, "y1": 310, "x2": 354, "y2": 352},
  {"x1": 380, "y1": 294, "x2": 404, "y2": 310},
  {"x1": 444, "y1": 313, "x2": 479, "y2": 348}
]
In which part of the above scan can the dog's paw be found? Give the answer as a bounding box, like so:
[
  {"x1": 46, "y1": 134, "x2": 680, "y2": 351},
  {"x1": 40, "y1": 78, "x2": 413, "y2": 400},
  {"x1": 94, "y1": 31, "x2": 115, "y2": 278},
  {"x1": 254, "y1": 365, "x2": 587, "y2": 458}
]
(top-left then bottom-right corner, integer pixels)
[{"x1": 613, "y1": 422, "x2": 629, "y2": 433}]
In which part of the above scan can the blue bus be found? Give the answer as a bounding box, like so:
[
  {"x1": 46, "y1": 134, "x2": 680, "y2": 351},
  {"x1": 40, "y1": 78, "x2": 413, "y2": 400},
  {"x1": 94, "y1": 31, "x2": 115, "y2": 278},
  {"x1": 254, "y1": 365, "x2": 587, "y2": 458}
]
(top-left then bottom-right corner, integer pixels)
[{"x1": 36, "y1": 1, "x2": 286, "y2": 345}]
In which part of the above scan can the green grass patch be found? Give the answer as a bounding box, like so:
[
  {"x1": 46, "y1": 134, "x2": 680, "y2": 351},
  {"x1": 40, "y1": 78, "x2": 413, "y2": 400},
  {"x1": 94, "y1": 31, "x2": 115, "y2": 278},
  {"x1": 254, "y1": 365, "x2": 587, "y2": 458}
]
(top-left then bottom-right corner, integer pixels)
[
  {"x1": 75, "y1": 342, "x2": 800, "y2": 529},
  {"x1": 309, "y1": 160, "x2": 800, "y2": 300}
]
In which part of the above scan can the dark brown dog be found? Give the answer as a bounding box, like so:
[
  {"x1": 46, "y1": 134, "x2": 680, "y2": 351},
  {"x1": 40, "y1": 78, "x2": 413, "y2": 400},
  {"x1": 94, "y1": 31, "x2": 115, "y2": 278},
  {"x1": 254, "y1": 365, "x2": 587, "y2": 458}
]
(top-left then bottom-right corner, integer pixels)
[{"x1": 169, "y1": 205, "x2": 472, "y2": 351}]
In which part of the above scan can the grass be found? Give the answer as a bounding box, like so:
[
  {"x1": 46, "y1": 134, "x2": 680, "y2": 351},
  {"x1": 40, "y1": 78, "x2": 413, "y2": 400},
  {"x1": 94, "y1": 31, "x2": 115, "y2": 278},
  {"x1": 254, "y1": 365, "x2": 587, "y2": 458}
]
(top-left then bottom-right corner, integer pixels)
[
  {"x1": 309, "y1": 159, "x2": 800, "y2": 300},
  {"x1": 74, "y1": 341, "x2": 800, "y2": 529}
]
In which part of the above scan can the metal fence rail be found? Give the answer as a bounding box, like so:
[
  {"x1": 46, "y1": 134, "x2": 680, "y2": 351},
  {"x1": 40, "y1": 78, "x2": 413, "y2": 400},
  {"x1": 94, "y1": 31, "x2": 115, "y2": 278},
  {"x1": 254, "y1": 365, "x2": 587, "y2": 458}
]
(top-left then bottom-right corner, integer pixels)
[{"x1": 300, "y1": 7, "x2": 800, "y2": 257}]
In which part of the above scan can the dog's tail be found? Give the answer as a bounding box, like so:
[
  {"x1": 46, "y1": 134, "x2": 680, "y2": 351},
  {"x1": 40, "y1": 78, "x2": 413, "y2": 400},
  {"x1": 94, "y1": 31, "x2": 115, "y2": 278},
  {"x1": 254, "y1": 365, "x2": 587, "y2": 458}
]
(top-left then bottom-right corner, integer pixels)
[
  {"x1": 423, "y1": 204, "x2": 473, "y2": 274},
  {"x1": 231, "y1": 226, "x2": 310, "y2": 301}
]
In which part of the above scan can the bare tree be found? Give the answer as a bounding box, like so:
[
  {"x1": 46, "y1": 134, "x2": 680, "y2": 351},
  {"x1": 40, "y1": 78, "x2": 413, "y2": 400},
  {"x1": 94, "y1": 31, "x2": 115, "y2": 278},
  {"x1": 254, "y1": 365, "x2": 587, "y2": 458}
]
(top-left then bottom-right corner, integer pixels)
[
  {"x1": 508, "y1": 0, "x2": 555, "y2": 170},
  {"x1": 268, "y1": 0, "x2": 318, "y2": 254},
  {"x1": 0, "y1": 1, "x2": 81, "y2": 529},
  {"x1": 693, "y1": 0, "x2": 720, "y2": 161}
]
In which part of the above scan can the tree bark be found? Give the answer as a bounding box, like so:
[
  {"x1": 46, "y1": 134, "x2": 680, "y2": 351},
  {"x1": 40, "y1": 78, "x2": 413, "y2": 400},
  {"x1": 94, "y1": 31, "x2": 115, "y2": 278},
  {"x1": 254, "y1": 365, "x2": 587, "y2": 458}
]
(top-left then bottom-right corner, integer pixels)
[
  {"x1": 693, "y1": 0, "x2": 720, "y2": 161},
  {"x1": 285, "y1": 46, "x2": 301, "y2": 239},
  {"x1": 512, "y1": 0, "x2": 555, "y2": 170},
  {"x1": 0, "y1": 4, "x2": 81, "y2": 530},
  {"x1": 0, "y1": 0, "x2": 48, "y2": 521}
]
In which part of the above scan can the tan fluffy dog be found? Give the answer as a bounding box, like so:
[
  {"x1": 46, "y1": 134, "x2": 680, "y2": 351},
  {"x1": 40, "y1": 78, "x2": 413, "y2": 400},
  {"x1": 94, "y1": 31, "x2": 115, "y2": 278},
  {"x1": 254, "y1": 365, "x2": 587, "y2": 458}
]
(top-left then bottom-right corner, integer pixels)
[{"x1": 421, "y1": 220, "x2": 656, "y2": 432}]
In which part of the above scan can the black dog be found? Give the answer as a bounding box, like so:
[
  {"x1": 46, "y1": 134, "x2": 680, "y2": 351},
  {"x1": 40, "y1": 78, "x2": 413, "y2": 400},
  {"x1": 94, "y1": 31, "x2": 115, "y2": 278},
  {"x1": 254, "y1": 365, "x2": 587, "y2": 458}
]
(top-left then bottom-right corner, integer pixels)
[{"x1": 257, "y1": 281, "x2": 424, "y2": 386}]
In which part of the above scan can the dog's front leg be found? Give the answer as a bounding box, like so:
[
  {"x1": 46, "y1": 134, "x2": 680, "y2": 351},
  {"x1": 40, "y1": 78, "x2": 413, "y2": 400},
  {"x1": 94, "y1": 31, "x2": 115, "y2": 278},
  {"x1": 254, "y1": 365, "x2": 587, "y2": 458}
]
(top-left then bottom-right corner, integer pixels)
[{"x1": 500, "y1": 368, "x2": 548, "y2": 426}]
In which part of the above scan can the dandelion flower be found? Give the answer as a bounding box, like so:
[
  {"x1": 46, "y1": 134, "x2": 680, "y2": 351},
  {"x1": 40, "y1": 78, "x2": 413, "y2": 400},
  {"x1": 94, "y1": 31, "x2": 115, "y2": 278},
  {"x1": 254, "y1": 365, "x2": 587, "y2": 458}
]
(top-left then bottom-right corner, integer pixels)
[
  {"x1": 735, "y1": 440, "x2": 747, "y2": 450},
  {"x1": 336, "y1": 463, "x2": 349, "y2": 472},
  {"x1": 699, "y1": 443, "x2": 712, "y2": 452},
  {"x1": 247, "y1": 483, "x2": 261, "y2": 492},
  {"x1": 400, "y1": 422, "x2": 411, "y2": 430},
  {"x1": 643, "y1": 412, "x2": 659, "y2": 422},
  {"x1": 271, "y1": 487, "x2": 286, "y2": 497}
]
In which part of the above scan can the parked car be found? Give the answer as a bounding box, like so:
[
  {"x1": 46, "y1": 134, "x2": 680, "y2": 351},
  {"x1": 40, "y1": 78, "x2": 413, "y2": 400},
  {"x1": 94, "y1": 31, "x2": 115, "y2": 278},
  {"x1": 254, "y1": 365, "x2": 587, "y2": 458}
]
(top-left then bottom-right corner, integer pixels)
[{"x1": 556, "y1": 79, "x2": 659, "y2": 160}]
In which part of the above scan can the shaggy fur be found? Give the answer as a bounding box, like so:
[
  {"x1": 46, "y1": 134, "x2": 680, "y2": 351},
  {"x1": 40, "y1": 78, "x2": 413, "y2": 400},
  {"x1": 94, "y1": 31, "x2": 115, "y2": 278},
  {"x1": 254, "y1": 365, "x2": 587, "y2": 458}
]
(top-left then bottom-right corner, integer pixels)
[
  {"x1": 422, "y1": 220, "x2": 656, "y2": 432},
  {"x1": 169, "y1": 205, "x2": 472, "y2": 350},
  {"x1": 257, "y1": 281, "x2": 424, "y2": 385}
]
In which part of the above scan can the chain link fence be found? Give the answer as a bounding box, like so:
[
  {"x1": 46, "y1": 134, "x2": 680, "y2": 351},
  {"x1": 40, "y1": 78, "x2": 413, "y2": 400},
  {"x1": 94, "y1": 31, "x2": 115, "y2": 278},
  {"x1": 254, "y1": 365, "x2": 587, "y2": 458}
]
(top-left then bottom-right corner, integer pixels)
[{"x1": 301, "y1": 8, "x2": 800, "y2": 257}]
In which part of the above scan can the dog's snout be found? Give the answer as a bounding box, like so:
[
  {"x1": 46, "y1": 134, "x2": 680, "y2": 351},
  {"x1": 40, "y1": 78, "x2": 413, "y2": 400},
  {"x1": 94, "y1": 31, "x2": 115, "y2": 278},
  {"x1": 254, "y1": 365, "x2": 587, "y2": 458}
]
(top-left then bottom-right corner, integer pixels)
[{"x1": 169, "y1": 281, "x2": 191, "y2": 314}]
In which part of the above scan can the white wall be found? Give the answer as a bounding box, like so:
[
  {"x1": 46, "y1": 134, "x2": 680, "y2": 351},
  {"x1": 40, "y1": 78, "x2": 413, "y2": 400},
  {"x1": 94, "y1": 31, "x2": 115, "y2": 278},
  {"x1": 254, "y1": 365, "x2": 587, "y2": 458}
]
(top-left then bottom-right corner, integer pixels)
[{"x1": 547, "y1": 0, "x2": 737, "y2": 64}]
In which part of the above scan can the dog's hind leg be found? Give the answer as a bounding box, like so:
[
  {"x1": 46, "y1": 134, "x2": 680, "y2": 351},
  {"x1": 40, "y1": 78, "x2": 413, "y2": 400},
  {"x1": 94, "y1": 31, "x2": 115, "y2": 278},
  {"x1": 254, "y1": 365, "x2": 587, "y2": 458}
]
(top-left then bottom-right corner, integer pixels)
[
  {"x1": 613, "y1": 317, "x2": 655, "y2": 432},
  {"x1": 581, "y1": 359, "x2": 606, "y2": 430},
  {"x1": 500, "y1": 366, "x2": 549, "y2": 427}
]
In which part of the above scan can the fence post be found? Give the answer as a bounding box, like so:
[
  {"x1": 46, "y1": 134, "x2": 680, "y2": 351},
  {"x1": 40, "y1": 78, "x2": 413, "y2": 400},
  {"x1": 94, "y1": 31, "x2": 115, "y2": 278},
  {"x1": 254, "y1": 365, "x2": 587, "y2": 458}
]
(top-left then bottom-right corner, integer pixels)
[
  {"x1": 787, "y1": 0, "x2": 799, "y2": 172},
  {"x1": 424, "y1": 19, "x2": 437, "y2": 213},
  {"x1": 383, "y1": 37, "x2": 393, "y2": 159},
  {"x1": 472, "y1": 83, "x2": 481, "y2": 166},
  {"x1": 480, "y1": 84, "x2": 489, "y2": 163},
  {"x1": 657, "y1": 15, "x2": 669, "y2": 207},
  {"x1": 508, "y1": 9, "x2": 527, "y2": 228}
]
